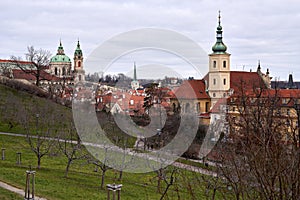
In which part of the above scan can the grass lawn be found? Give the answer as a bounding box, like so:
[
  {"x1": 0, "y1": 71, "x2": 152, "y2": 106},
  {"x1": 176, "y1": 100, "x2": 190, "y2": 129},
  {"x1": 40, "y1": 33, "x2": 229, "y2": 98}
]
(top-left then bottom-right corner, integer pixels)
[
  {"x1": 0, "y1": 186, "x2": 23, "y2": 200},
  {"x1": 0, "y1": 134, "x2": 228, "y2": 199}
]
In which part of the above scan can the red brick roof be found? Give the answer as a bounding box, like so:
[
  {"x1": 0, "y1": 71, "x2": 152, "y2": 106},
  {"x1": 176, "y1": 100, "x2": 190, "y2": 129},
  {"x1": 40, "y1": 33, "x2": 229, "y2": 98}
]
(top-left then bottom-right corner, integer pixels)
[{"x1": 174, "y1": 79, "x2": 209, "y2": 99}]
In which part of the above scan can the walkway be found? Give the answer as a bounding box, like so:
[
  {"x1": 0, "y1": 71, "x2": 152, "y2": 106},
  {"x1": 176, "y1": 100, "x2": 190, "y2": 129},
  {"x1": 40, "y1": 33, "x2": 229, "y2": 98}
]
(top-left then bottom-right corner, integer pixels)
[{"x1": 0, "y1": 180, "x2": 47, "y2": 200}]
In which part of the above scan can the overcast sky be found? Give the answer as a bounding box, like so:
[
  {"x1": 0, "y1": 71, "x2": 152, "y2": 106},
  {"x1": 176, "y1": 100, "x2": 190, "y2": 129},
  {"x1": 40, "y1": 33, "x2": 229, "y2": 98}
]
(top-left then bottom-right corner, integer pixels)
[{"x1": 1, "y1": 0, "x2": 300, "y2": 80}]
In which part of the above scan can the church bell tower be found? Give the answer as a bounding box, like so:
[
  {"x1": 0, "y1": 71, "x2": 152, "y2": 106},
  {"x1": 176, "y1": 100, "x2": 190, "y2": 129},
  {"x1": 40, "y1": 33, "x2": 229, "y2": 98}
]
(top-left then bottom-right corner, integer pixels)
[
  {"x1": 74, "y1": 40, "x2": 85, "y2": 82},
  {"x1": 208, "y1": 11, "x2": 231, "y2": 106}
]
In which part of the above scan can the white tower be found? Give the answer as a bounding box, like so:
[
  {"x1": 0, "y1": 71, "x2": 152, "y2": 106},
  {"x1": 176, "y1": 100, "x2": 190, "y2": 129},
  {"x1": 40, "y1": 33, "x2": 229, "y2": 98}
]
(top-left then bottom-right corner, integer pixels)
[{"x1": 208, "y1": 11, "x2": 231, "y2": 106}]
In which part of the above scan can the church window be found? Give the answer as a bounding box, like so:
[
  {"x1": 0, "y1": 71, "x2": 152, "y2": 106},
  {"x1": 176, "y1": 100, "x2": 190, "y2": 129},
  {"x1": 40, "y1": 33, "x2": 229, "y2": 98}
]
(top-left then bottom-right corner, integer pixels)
[
  {"x1": 62, "y1": 67, "x2": 66, "y2": 76},
  {"x1": 78, "y1": 61, "x2": 81, "y2": 68},
  {"x1": 55, "y1": 68, "x2": 57, "y2": 75},
  {"x1": 223, "y1": 61, "x2": 226, "y2": 68},
  {"x1": 213, "y1": 78, "x2": 216, "y2": 85},
  {"x1": 213, "y1": 61, "x2": 216, "y2": 68},
  {"x1": 223, "y1": 78, "x2": 226, "y2": 85},
  {"x1": 213, "y1": 93, "x2": 216, "y2": 97}
]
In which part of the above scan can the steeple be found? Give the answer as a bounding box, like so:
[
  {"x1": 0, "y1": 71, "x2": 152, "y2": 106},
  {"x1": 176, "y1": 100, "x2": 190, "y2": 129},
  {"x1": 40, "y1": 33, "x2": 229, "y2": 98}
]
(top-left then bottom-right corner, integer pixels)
[
  {"x1": 74, "y1": 39, "x2": 83, "y2": 57},
  {"x1": 57, "y1": 40, "x2": 65, "y2": 55},
  {"x1": 133, "y1": 62, "x2": 137, "y2": 81},
  {"x1": 212, "y1": 11, "x2": 227, "y2": 54},
  {"x1": 131, "y1": 62, "x2": 139, "y2": 90},
  {"x1": 287, "y1": 74, "x2": 297, "y2": 89},
  {"x1": 257, "y1": 60, "x2": 261, "y2": 72}
]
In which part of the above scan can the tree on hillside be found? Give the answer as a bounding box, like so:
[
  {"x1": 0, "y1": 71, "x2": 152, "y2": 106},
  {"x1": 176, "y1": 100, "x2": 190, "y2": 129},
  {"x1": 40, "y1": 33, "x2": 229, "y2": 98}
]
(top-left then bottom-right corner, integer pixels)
[
  {"x1": 58, "y1": 122, "x2": 87, "y2": 178},
  {"x1": 18, "y1": 103, "x2": 62, "y2": 169},
  {"x1": 11, "y1": 46, "x2": 51, "y2": 86},
  {"x1": 215, "y1": 84, "x2": 300, "y2": 199}
]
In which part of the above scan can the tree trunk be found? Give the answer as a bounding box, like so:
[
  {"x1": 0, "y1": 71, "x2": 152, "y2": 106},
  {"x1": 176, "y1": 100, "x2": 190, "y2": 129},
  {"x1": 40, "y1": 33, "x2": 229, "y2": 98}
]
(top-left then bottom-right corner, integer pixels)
[
  {"x1": 101, "y1": 170, "x2": 106, "y2": 189},
  {"x1": 65, "y1": 159, "x2": 72, "y2": 178},
  {"x1": 37, "y1": 156, "x2": 41, "y2": 169},
  {"x1": 118, "y1": 170, "x2": 123, "y2": 181}
]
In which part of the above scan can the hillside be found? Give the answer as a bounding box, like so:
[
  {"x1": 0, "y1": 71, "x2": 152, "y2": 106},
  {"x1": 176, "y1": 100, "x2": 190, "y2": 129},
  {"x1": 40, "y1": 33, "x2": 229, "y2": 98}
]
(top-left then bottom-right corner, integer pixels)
[{"x1": 0, "y1": 83, "x2": 73, "y2": 135}]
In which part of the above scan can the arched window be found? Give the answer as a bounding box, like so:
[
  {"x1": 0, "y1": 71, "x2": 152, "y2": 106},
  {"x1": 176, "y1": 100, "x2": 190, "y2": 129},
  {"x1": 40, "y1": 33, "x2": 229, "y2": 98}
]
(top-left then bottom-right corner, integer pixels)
[
  {"x1": 223, "y1": 61, "x2": 226, "y2": 68},
  {"x1": 213, "y1": 61, "x2": 217, "y2": 68},
  {"x1": 78, "y1": 61, "x2": 81, "y2": 68},
  {"x1": 55, "y1": 67, "x2": 58, "y2": 75},
  {"x1": 185, "y1": 103, "x2": 190, "y2": 113},
  {"x1": 223, "y1": 78, "x2": 226, "y2": 85},
  {"x1": 213, "y1": 78, "x2": 216, "y2": 85},
  {"x1": 62, "y1": 67, "x2": 66, "y2": 76}
]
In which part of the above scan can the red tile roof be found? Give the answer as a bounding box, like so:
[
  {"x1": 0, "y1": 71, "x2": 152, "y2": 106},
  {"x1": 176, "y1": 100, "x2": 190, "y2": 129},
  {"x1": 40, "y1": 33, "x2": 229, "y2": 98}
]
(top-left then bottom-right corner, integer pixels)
[
  {"x1": 12, "y1": 69, "x2": 65, "y2": 82},
  {"x1": 230, "y1": 71, "x2": 267, "y2": 93},
  {"x1": 0, "y1": 59, "x2": 33, "y2": 65},
  {"x1": 174, "y1": 79, "x2": 209, "y2": 99}
]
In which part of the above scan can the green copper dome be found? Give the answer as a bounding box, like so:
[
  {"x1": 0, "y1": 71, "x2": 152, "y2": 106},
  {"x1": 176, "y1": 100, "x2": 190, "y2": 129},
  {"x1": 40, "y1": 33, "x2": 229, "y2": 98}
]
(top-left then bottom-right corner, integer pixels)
[
  {"x1": 50, "y1": 54, "x2": 71, "y2": 63},
  {"x1": 50, "y1": 41, "x2": 71, "y2": 63},
  {"x1": 212, "y1": 11, "x2": 228, "y2": 54}
]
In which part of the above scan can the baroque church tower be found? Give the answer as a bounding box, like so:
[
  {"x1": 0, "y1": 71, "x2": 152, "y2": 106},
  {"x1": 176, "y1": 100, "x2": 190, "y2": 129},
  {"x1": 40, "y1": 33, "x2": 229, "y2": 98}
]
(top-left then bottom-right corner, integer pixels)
[
  {"x1": 208, "y1": 11, "x2": 231, "y2": 106},
  {"x1": 74, "y1": 40, "x2": 85, "y2": 82}
]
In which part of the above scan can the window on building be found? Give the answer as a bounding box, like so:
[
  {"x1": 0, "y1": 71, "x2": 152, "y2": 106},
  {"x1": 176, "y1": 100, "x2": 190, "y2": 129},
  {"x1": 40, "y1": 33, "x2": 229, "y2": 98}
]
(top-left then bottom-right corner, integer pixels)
[
  {"x1": 213, "y1": 61, "x2": 216, "y2": 68},
  {"x1": 213, "y1": 79, "x2": 216, "y2": 85},
  {"x1": 55, "y1": 67, "x2": 57, "y2": 75},
  {"x1": 62, "y1": 67, "x2": 66, "y2": 76},
  {"x1": 287, "y1": 109, "x2": 290, "y2": 116},
  {"x1": 223, "y1": 61, "x2": 226, "y2": 68},
  {"x1": 78, "y1": 61, "x2": 81, "y2": 68},
  {"x1": 223, "y1": 93, "x2": 226, "y2": 97},
  {"x1": 185, "y1": 103, "x2": 190, "y2": 113},
  {"x1": 130, "y1": 100, "x2": 134, "y2": 105},
  {"x1": 205, "y1": 102, "x2": 209, "y2": 112},
  {"x1": 213, "y1": 93, "x2": 216, "y2": 97},
  {"x1": 196, "y1": 102, "x2": 200, "y2": 112},
  {"x1": 223, "y1": 78, "x2": 226, "y2": 85}
]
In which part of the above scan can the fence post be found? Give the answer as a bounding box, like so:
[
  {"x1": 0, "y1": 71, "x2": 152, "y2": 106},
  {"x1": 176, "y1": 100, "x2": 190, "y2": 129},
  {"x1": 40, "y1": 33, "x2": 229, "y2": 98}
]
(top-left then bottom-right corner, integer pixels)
[
  {"x1": 24, "y1": 168, "x2": 36, "y2": 200},
  {"x1": 1, "y1": 148, "x2": 5, "y2": 160},
  {"x1": 16, "y1": 152, "x2": 21, "y2": 165}
]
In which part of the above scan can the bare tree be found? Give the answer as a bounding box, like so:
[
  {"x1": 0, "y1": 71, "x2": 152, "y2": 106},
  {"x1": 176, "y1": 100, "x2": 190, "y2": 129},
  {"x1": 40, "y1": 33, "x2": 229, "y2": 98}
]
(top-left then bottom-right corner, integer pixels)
[
  {"x1": 58, "y1": 122, "x2": 87, "y2": 177},
  {"x1": 18, "y1": 102, "x2": 62, "y2": 169},
  {"x1": 215, "y1": 83, "x2": 300, "y2": 199},
  {"x1": 11, "y1": 46, "x2": 51, "y2": 86},
  {"x1": 88, "y1": 149, "x2": 111, "y2": 190}
]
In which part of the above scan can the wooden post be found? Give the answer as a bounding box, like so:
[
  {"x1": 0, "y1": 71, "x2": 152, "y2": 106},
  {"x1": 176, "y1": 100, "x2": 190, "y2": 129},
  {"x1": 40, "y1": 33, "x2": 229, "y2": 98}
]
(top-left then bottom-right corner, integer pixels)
[
  {"x1": 16, "y1": 152, "x2": 21, "y2": 165},
  {"x1": 107, "y1": 184, "x2": 122, "y2": 200},
  {"x1": 1, "y1": 148, "x2": 5, "y2": 160},
  {"x1": 24, "y1": 169, "x2": 36, "y2": 200}
]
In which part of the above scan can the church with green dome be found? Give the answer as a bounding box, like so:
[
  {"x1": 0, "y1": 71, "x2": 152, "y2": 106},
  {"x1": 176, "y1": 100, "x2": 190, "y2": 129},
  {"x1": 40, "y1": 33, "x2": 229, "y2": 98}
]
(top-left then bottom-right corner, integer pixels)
[{"x1": 49, "y1": 40, "x2": 85, "y2": 82}]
